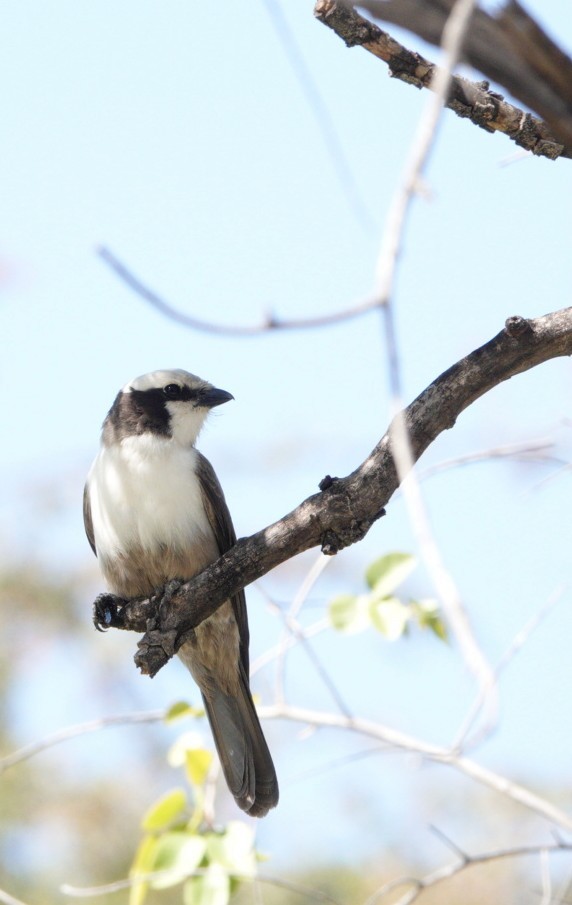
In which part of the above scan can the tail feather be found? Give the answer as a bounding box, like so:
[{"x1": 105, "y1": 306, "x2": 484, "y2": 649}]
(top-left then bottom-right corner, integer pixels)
[{"x1": 202, "y1": 667, "x2": 278, "y2": 817}]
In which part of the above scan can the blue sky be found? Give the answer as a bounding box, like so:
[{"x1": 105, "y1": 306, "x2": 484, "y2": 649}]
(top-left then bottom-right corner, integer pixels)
[{"x1": 2, "y1": 0, "x2": 572, "y2": 887}]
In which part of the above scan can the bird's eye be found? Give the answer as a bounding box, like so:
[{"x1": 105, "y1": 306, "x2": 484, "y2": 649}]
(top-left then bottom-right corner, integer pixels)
[{"x1": 163, "y1": 384, "x2": 182, "y2": 400}]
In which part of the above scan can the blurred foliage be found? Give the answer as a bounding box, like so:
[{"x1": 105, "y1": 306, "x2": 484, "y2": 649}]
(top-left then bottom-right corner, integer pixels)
[
  {"x1": 0, "y1": 559, "x2": 568, "y2": 905},
  {"x1": 329, "y1": 552, "x2": 447, "y2": 641},
  {"x1": 130, "y1": 733, "x2": 257, "y2": 905}
]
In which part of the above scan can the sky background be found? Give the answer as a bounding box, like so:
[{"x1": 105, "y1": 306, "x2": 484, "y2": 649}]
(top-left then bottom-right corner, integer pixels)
[{"x1": 2, "y1": 0, "x2": 572, "y2": 898}]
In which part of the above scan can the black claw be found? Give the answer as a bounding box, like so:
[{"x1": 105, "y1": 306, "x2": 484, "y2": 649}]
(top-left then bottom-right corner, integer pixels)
[{"x1": 93, "y1": 593, "x2": 126, "y2": 631}]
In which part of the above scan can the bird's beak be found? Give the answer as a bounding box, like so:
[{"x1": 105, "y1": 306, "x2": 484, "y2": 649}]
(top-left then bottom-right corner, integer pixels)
[{"x1": 197, "y1": 387, "x2": 234, "y2": 409}]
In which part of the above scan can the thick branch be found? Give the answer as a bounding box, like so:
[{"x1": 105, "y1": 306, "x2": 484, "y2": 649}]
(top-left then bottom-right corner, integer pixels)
[
  {"x1": 106, "y1": 307, "x2": 572, "y2": 676},
  {"x1": 314, "y1": 1, "x2": 571, "y2": 159},
  {"x1": 355, "y1": 0, "x2": 572, "y2": 149}
]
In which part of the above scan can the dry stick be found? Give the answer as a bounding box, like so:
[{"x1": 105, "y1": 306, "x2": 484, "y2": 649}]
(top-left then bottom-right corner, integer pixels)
[
  {"x1": 539, "y1": 847, "x2": 552, "y2": 905},
  {"x1": 261, "y1": 0, "x2": 376, "y2": 234},
  {"x1": 256, "y1": 701, "x2": 572, "y2": 831},
  {"x1": 359, "y1": 0, "x2": 572, "y2": 149},
  {"x1": 314, "y1": 1, "x2": 571, "y2": 159},
  {"x1": 0, "y1": 889, "x2": 31, "y2": 905},
  {"x1": 104, "y1": 307, "x2": 572, "y2": 679},
  {"x1": 365, "y1": 840, "x2": 571, "y2": 905},
  {"x1": 98, "y1": 246, "x2": 379, "y2": 335},
  {"x1": 370, "y1": 0, "x2": 497, "y2": 732},
  {"x1": 417, "y1": 439, "x2": 560, "y2": 481},
  {"x1": 259, "y1": 576, "x2": 352, "y2": 718},
  {"x1": 271, "y1": 553, "x2": 348, "y2": 712},
  {"x1": 0, "y1": 710, "x2": 165, "y2": 774},
  {"x1": 62, "y1": 871, "x2": 343, "y2": 905},
  {"x1": 451, "y1": 584, "x2": 567, "y2": 752}
]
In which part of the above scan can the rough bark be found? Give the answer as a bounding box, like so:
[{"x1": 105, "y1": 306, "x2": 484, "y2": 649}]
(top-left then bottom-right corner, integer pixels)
[
  {"x1": 314, "y1": 1, "x2": 572, "y2": 159},
  {"x1": 96, "y1": 307, "x2": 572, "y2": 677}
]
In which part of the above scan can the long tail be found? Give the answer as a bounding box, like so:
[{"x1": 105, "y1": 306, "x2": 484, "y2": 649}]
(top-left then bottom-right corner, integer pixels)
[{"x1": 202, "y1": 665, "x2": 279, "y2": 817}]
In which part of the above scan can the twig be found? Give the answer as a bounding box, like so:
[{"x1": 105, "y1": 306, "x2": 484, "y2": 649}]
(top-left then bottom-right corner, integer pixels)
[
  {"x1": 366, "y1": 839, "x2": 572, "y2": 905},
  {"x1": 0, "y1": 710, "x2": 165, "y2": 774},
  {"x1": 272, "y1": 554, "x2": 330, "y2": 702},
  {"x1": 540, "y1": 847, "x2": 552, "y2": 905},
  {"x1": 429, "y1": 824, "x2": 469, "y2": 861},
  {"x1": 270, "y1": 553, "x2": 352, "y2": 715},
  {"x1": 372, "y1": 0, "x2": 497, "y2": 723},
  {"x1": 250, "y1": 617, "x2": 330, "y2": 675},
  {"x1": 0, "y1": 889, "x2": 31, "y2": 905},
  {"x1": 373, "y1": 0, "x2": 480, "y2": 307},
  {"x1": 417, "y1": 439, "x2": 560, "y2": 482},
  {"x1": 257, "y1": 701, "x2": 572, "y2": 831},
  {"x1": 451, "y1": 584, "x2": 566, "y2": 751},
  {"x1": 262, "y1": 590, "x2": 352, "y2": 718},
  {"x1": 98, "y1": 246, "x2": 379, "y2": 334},
  {"x1": 261, "y1": 0, "x2": 376, "y2": 234},
  {"x1": 62, "y1": 870, "x2": 343, "y2": 905}
]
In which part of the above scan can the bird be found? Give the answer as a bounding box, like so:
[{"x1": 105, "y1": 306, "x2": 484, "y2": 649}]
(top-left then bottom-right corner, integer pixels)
[{"x1": 83, "y1": 368, "x2": 279, "y2": 817}]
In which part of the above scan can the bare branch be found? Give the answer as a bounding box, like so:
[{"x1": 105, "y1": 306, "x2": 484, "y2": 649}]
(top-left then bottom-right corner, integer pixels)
[
  {"x1": 63, "y1": 871, "x2": 344, "y2": 905},
  {"x1": 98, "y1": 246, "x2": 380, "y2": 334},
  {"x1": 0, "y1": 888, "x2": 32, "y2": 905},
  {"x1": 357, "y1": 0, "x2": 572, "y2": 148},
  {"x1": 0, "y1": 710, "x2": 165, "y2": 774},
  {"x1": 451, "y1": 584, "x2": 566, "y2": 752},
  {"x1": 369, "y1": 0, "x2": 496, "y2": 715},
  {"x1": 314, "y1": 1, "x2": 571, "y2": 159},
  {"x1": 417, "y1": 439, "x2": 561, "y2": 481},
  {"x1": 96, "y1": 307, "x2": 572, "y2": 677},
  {"x1": 367, "y1": 839, "x2": 570, "y2": 905},
  {"x1": 261, "y1": 0, "x2": 376, "y2": 234},
  {"x1": 257, "y1": 702, "x2": 572, "y2": 831}
]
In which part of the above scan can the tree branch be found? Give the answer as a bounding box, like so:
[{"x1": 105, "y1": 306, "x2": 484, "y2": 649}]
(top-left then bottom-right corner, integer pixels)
[
  {"x1": 98, "y1": 246, "x2": 380, "y2": 335},
  {"x1": 356, "y1": 0, "x2": 572, "y2": 149},
  {"x1": 256, "y1": 702, "x2": 572, "y2": 830},
  {"x1": 367, "y1": 838, "x2": 572, "y2": 905},
  {"x1": 100, "y1": 307, "x2": 572, "y2": 677},
  {"x1": 314, "y1": 1, "x2": 571, "y2": 159}
]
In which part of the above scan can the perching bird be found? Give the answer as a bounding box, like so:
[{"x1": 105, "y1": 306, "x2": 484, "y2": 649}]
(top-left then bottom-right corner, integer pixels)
[{"x1": 83, "y1": 369, "x2": 278, "y2": 817}]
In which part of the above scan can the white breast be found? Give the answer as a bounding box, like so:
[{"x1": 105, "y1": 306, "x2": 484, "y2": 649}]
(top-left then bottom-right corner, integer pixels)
[{"x1": 87, "y1": 434, "x2": 212, "y2": 559}]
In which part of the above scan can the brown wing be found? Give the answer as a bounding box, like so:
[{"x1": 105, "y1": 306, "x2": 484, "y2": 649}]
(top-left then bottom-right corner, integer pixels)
[
  {"x1": 195, "y1": 451, "x2": 250, "y2": 674},
  {"x1": 83, "y1": 483, "x2": 97, "y2": 556}
]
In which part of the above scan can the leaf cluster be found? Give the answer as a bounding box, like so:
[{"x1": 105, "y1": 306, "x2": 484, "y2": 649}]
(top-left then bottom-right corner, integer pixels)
[
  {"x1": 329, "y1": 552, "x2": 447, "y2": 641},
  {"x1": 130, "y1": 706, "x2": 260, "y2": 905}
]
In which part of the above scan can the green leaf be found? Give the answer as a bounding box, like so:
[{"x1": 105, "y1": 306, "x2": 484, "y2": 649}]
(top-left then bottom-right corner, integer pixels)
[
  {"x1": 184, "y1": 865, "x2": 230, "y2": 905},
  {"x1": 129, "y1": 835, "x2": 157, "y2": 905},
  {"x1": 206, "y1": 822, "x2": 256, "y2": 877},
  {"x1": 369, "y1": 596, "x2": 410, "y2": 641},
  {"x1": 149, "y1": 832, "x2": 207, "y2": 890},
  {"x1": 168, "y1": 732, "x2": 206, "y2": 768},
  {"x1": 186, "y1": 748, "x2": 214, "y2": 788},
  {"x1": 165, "y1": 701, "x2": 204, "y2": 724},
  {"x1": 142, "y1": 788, "x2": 187, "y2": 832},
  {"x1": 365, "y1": 553, "x2": 416, "y2": 597},
  {"x1": 411, "y1": 599, "x2": 448, "y2": 641},
  {"x1": 328, "y1": 594, "x2": 370, "y2": 633}
]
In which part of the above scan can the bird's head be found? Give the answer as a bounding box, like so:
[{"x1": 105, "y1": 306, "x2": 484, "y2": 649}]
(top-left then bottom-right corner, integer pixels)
[{"x1": 103, "y1": 369, "x2": 234, "y2": 447}]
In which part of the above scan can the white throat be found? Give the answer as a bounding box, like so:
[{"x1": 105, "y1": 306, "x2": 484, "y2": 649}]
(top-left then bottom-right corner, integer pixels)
[{"x1": 165, "y1": 400, "x2": 208, "y2": 447}]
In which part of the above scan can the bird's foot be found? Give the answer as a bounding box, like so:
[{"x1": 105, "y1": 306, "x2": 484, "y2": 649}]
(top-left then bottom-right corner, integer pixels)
[
  {"x1": 93, "y1": 592, "x2": 128, "y2": 631},
  {"x1": 158, "y1": 578, "x2": 184, "y2": 606}
]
